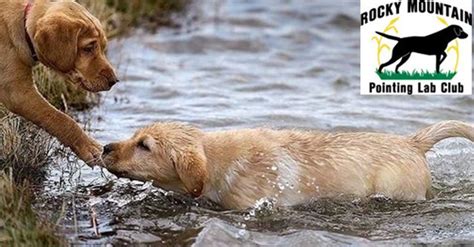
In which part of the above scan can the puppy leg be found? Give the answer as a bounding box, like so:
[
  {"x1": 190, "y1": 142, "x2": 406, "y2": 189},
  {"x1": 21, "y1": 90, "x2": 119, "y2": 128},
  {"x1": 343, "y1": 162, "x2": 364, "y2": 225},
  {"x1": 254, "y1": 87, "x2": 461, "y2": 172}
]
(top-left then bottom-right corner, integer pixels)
[
  {"x1": 373, "y1": 158, "x2": 432, "y2": 200},
  {"x1": 395, "y1": 53, "x2": 411, "y2": 73},
  {"x1": 1, "y1": 83, "x2": 102, "y2": 166}
]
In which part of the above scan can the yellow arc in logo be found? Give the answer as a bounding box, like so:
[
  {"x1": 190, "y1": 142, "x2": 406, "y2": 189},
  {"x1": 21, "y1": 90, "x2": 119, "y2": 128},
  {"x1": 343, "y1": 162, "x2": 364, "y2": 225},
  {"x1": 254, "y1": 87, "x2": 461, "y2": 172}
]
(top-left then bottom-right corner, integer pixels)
[
  {"x1": 372, "y1": 17, "x2": 399, "y2": 66},
  {"x1": 438, "y1": 17, "x2": 460, "y2": 72}
]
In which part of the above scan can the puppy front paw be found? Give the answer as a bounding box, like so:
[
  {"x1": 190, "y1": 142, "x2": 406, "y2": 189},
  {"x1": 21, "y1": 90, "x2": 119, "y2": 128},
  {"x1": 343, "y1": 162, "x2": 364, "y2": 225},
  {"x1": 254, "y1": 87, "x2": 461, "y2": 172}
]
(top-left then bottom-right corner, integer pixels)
[{"x1": 72, "y1": 138, "x2": 104, "y2": 167}]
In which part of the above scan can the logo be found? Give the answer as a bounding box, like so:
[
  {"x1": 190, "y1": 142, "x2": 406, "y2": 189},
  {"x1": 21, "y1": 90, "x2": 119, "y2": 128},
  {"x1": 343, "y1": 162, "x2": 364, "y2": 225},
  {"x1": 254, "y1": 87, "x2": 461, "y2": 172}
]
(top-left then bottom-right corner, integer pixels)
[{"x1": 360, "y1": 0, "x2": 472, "y2": 95}]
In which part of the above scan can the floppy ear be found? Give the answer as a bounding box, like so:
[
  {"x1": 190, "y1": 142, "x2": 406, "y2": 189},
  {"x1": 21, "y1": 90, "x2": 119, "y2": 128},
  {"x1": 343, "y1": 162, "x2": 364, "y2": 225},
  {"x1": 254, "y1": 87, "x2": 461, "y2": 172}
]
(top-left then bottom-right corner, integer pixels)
[
  {"x1": 174, "y1": 146, "x2": 208, "y2": 198},
  {"x1": 138, "y1": 135, "x2": 155, "y2": 151},
  {"x1": 453, "y1": 27, "x2": 462, "y2": 37},
  {"x1": 34, "y1": 15, "x2": 83, "y2": 73}
]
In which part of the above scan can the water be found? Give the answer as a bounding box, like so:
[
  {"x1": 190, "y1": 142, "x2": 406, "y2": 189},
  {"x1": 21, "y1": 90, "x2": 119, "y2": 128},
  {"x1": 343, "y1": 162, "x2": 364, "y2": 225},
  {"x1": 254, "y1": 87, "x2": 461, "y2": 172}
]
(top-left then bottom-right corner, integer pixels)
[{"x1": 36, "y1": 0, "x2": 473, "y2": 245}]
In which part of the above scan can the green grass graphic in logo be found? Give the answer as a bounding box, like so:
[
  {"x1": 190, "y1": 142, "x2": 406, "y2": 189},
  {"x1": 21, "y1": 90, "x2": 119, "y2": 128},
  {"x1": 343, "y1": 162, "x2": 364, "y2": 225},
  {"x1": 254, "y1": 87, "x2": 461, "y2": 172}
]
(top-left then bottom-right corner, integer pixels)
[{"x1": 376, "y1": 70, "x2": 457, "y2": 80}]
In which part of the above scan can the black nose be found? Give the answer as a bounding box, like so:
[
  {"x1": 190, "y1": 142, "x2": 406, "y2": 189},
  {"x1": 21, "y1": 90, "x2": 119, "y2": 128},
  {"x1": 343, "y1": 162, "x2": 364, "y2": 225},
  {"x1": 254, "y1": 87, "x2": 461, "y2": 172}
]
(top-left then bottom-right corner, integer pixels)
[
  {"x1": 103, "y1": 144, "x2": 114, "y2": 155},
  {"x1": 108, "y1": 79, "x2": 119, "y2": 87}
]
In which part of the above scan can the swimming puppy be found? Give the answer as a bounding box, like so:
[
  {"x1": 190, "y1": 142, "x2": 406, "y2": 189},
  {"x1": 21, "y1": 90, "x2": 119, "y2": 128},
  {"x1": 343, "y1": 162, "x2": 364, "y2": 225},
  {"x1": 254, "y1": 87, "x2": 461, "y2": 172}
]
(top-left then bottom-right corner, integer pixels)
[
  {"x1": 377, "y1": 25, "x2": 468, "y2": 73},
  {"x1": 102, "y1": 121, "x2": 473, "y2": 210}
]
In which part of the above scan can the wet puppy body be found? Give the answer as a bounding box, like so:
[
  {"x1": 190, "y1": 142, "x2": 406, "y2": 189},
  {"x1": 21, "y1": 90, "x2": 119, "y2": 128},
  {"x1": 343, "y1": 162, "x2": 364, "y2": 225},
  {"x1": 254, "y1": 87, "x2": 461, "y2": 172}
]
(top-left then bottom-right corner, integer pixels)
[{"x1": 103, "y1": 121, "x2": 473, "y2": 210}]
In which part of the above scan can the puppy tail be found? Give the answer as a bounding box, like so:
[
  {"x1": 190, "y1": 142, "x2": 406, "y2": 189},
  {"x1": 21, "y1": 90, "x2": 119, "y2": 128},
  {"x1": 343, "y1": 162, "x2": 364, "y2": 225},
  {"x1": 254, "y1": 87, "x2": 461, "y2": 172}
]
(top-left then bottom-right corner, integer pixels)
[
  {"x1": 376, "y1": 31, "x2": 401, "y2": 41},
  {"x1": 410, "y1": 121, "x2": 474, "y2": 153}
]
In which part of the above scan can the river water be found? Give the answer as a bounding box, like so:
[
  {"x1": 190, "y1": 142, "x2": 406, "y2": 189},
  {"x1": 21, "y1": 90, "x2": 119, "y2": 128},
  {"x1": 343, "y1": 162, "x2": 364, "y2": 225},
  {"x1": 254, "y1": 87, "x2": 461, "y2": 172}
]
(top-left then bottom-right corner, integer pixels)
[{"x1": 36, "y1": 0, "x2": 473, "y2": 245}]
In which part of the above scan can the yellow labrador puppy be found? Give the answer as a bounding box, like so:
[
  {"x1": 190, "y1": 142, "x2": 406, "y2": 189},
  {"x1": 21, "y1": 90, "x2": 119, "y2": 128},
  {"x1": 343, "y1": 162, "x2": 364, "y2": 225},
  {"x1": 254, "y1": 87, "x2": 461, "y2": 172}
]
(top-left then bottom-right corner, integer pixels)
[
  {"x1": 102, "y1": 121, "x2": 473, "y2": 210},
  {"x1": 0, "y1": 0, "x2": 118, "y2": 165}
]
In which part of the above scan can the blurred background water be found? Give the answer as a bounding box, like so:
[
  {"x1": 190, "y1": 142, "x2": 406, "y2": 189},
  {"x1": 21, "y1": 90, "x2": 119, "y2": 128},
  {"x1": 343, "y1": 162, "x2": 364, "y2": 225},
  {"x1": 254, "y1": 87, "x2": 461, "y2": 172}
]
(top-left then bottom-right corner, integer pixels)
[{"x1": 37, "y1": 0, "x2": 473, "y2": 245}]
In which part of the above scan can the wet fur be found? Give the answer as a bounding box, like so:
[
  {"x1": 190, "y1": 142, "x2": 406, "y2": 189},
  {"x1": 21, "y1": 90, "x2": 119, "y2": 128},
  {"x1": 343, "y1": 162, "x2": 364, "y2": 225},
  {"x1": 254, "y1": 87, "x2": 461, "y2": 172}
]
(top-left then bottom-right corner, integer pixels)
[{"x1": 103, "y1": 121, "x2": 473, "y2": 210}]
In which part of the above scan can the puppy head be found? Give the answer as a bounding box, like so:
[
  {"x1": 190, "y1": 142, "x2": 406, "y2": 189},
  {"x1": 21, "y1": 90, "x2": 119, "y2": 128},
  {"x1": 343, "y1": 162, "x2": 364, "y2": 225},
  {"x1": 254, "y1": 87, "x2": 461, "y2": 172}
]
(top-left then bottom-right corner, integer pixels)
[
  {"x1": 102, "y1": 123, "x2": 208, "y2": 198},
  {"x1": 451, "y1": 25, "x2": 468, "y2": 39},
  {"x1": 34, "y1": 1, "x2": 118, "y2": 92}
]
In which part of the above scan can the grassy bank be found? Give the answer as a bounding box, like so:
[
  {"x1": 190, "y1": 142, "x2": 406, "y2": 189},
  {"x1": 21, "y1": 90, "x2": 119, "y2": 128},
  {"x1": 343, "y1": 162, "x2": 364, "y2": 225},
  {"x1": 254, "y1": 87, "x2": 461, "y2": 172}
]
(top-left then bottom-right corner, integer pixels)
[
  {"x1": 0, "y1": 173, "x2": 63, "y2": 246},
  {"x1": 0, "y1": 111, "x2": 54, "y2": 184},
  {"x1": 0, "y1": 0, "x2": 190, "y2": 245},
  {"x1": 0, "y1": 113, "x2": 62, "y2": 245}
]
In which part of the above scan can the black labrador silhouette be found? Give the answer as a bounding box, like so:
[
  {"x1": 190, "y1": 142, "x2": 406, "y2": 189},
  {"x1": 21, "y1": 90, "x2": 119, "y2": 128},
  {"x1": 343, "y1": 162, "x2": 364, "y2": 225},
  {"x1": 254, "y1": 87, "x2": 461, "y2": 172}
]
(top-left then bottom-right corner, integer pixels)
[{"x1": 377, "y1": 25, "x2": 468, "y2": 73}]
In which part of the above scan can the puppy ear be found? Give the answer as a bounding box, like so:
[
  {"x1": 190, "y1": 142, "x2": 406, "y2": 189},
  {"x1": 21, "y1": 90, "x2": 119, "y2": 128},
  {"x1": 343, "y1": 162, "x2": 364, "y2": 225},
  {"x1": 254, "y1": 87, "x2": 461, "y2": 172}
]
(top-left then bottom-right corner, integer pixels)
[
  {"x1": 34, "y1": 15, "x2": 83, "y2": 73},
  {"x1": 174, "y1": 146, "x2": 208, "y2": 198},
  {"x1": 138, "y1": 135, "x2": 155, "y2": 151}
]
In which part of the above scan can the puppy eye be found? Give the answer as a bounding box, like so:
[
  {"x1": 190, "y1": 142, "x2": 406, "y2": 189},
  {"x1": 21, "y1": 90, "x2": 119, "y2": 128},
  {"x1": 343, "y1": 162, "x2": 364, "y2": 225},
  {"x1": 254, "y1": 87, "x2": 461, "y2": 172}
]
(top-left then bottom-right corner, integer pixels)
[
  {"x1": 82, "y1": 42, "x2": 96, "y2": 53},
  {"x1": 137, "y1": 140, "x2": 151, "y2": 151}
]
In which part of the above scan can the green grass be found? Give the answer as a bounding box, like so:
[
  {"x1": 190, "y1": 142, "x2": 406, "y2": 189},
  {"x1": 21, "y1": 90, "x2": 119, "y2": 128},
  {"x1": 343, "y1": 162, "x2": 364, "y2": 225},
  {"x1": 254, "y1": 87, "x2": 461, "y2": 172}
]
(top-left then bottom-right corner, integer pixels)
[{"x1": 376, "y1": 70, "x2": 457, "y2": 80}]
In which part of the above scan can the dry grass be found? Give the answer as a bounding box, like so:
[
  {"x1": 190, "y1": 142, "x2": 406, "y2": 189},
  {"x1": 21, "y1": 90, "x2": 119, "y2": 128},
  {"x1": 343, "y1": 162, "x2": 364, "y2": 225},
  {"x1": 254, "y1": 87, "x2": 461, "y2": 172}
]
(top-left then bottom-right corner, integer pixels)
[
  {"x1": 101, "y1": 0, "x2": 190, "y2": 31},
  {"x1": 0, "y1": 111, "x2": 61, "y2": 244},
  {"x1": 0, "y1": 172, "x2": 63, "y2": 246},
  {"x1": 34, "y1": 65, "x2": 99, "y2": 111},
  {"x1": 0, "y1": 112, "x2": 54, "y2": 184},
  {"x1": 79, "y1": 0, "x2": 190, "y2": 37}
]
